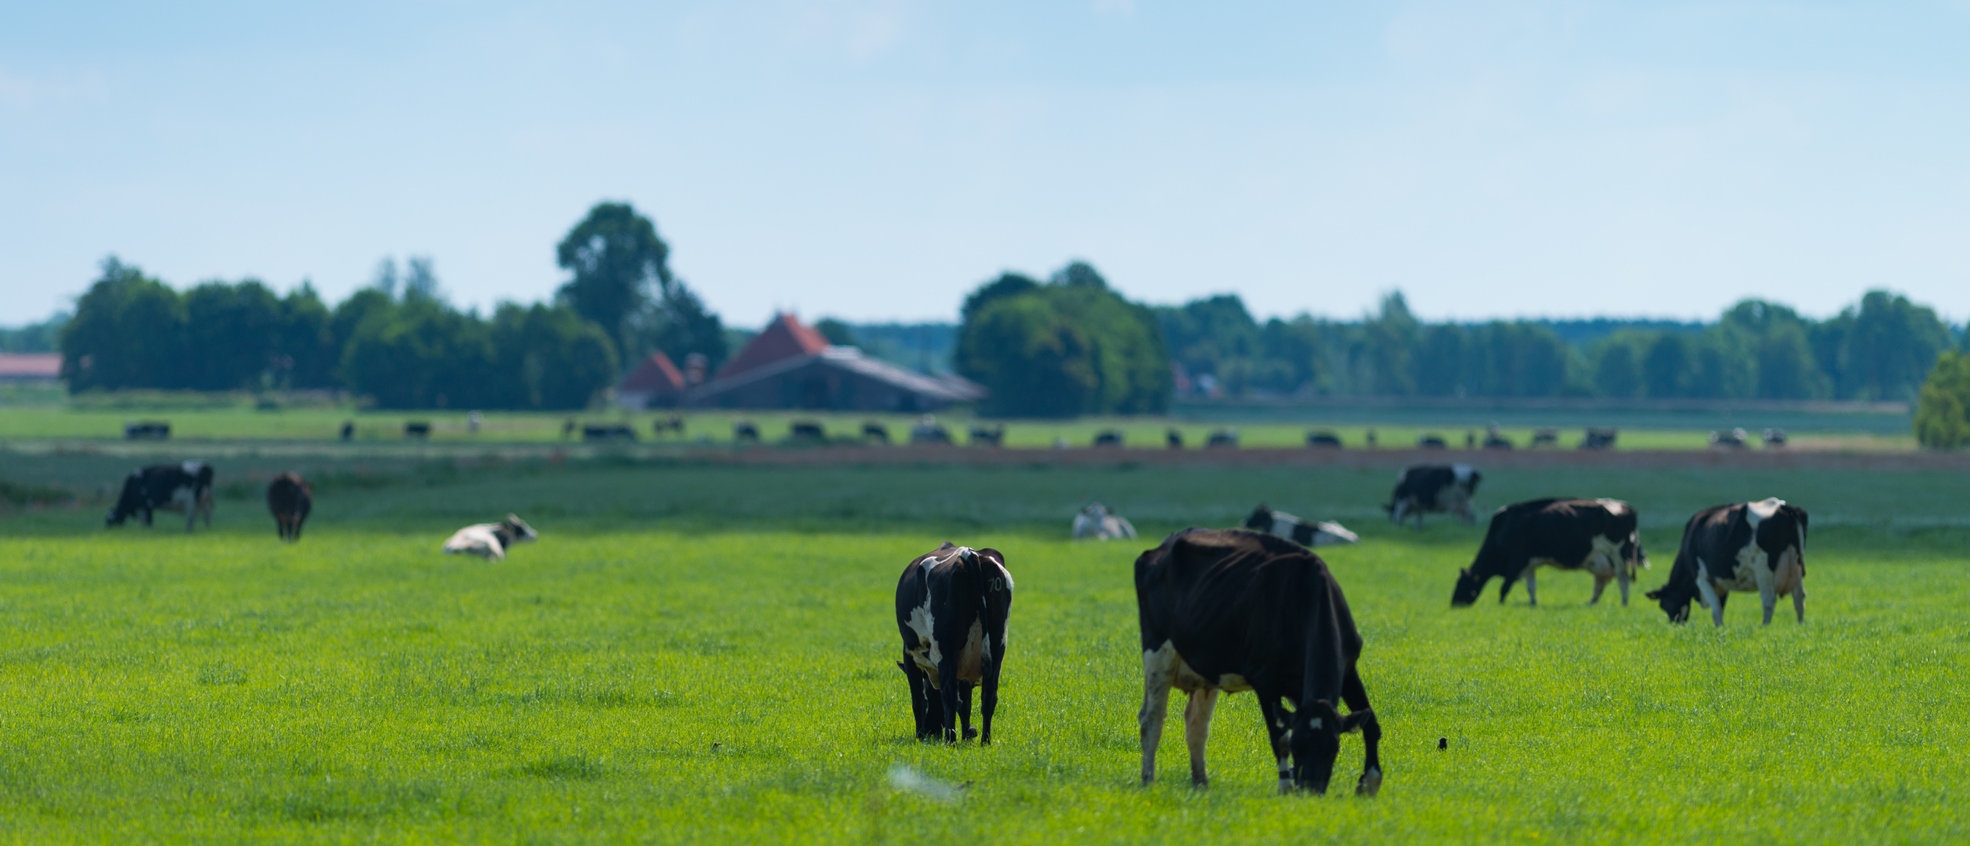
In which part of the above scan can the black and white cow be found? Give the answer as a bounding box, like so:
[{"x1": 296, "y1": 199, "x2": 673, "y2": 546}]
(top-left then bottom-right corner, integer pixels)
[
  {"x1": 105, "y1": 462, "x2": 215, "y2": 532},
  {"x1": 1451, "y1": 498, "x2": 1649, "y2": 608},
  {"x1": 895, "y1": 543, "x2": 1014, "y2": 744},
  {"x1": 1243, "y1": 504, "x2": 1359, "y2": 548},
  {"x1": 1135, "y1": 529, "x2": 1382, "y2": 795},
  {"x1": 1646, "y1": 498, "x2": 1809, "y2": 626},
  {"x1": 1385, "y1": 464, "x2": 1480, "y2": 528}
]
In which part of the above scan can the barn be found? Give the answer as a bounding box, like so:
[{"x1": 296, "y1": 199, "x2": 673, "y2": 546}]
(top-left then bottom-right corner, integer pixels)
[
  {"x1": 685, "y1": 314, "x2": 984, "y2": 412},
  {"x1": 614, "y1": 351, "x2": 689, "y2": 409}
]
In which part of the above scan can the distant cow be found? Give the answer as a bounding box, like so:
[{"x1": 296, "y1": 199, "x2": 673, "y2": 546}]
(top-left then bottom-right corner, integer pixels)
[
  {"x1": 582, "y1": 424, "x2": 637, "y2": 442},
  {"x1": 1073, "y1": 502, "x2": 1137, "y2": 540},
  {"x1": 1243, "y1": 504, "x2": 1359, "y2": 548},
  {"x1": 1306, "y1": 430, "x2": 1342, "y2": 448},
  {"x1": 862, "y1": 422, "x2": 890, "y2": 444},
  {"x1": 733, "y1": 422, "x2": 761, "y2": 443},
  {"x1": 1135, "y1": 528, "x2": 1383, "y2": 795},
  {"x1": 1385, "y1": 464, "x2": 1480, "y2": 528},
  {"x1": 1206, "y1": 429, "x2": 1239, "y2": 448},
  {"x1": 910, "y1": 416, "x2": 952, "y2": 445},
  {"x1": 1646, "y1": 499, "x2": 1809, "y2": 626},
  {"x1": 1417, "y1": 434, "x2": 1448, "y2": 449},
  {"x1": 405, "y1": 422, "x2": 431, "y2": 439},
  {"x1": 1093, "y1": 430, "x2": 1124, "y2": 447},
  {"x1": 1166, "y1": 428, "x2": 1185, "y2": 449},
  {"x1": 106, "y1": 462, "x2": 215, "y2": 532},
  {"x1": 124, "y1": 421, "x2": 171, "y2": 440},
  {"x1": 1580, "y1": 428, "x2": 1618, "y2": 450},
  {"x1": 1762, "y1": 428, "x2": 1788, "y2": 447},
  {"x1": 442, "y1": 514, "x2": 538, "y2": 561},
  {"x1": 969, "y1": 425, "x2": 1005, "y2": 447},
  {"x1": 1530, "y1": 428, "x2": 1559, "y2": 448},
  {"x1": 895, "y1": 543, "x2": 1014, "y2": 743},
  {"x1": 266, "y1": 473, "x2": 313, "y2": 542},
  {"x1": 1709, "y1": 428, "x2": 1749, "y2": 449},
  {"x1": 789, "y1": 421, "x2": 826, "y2": 443},
  {"x1": 1451, "y1": 498, "x2": 1649, "y2": 608},
  {"x1": 653, "y1": 415, "x2": 686, "y2": 437}
]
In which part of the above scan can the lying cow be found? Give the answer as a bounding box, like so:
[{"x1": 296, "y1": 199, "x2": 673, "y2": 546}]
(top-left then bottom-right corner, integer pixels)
[
  {"x1": 895, "y1": 543, "x2": 1014, "y2": 743},
  {"x1": 266, "y1": 472, "x2": 313, "y2": 542},
  {"x1": 1385, "y1": 464, "x2": 1480, "y2": 529},
  {"x1": 1646, "y1": 498, "x2": 1808, "y2": 626},
  {"x1": 105, "y1": 462, "x2": 215, "y2": 532},
  {"x1": 1451, "y1": 498, "x2": 1648, "y2": 608},
  {"x1": 1136, "y1": 528, "x2": 1383, "y2": 795},
  {"x1": 1073, "y1": 502, "x2": 1137, "y2": 540},
  {"x1": 1243, "y1": 504, "x2": 1359, "y2": 548},
  {"x1": 441, "y1": 514, "x2": 538, "y2": 561}
]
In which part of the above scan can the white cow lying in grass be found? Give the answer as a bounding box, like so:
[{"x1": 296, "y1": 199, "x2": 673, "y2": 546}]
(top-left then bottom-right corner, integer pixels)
[
  {"x1": 1072, "y1": 502, "x2": 1137, "y2": 540},
  {"x1": 442, "y1": 514, "x2": 538, "y2": 561}
]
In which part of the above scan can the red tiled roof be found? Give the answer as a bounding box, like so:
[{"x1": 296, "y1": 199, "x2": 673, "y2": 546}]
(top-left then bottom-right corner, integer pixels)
[
  {"x1": 618, "y1": 351, "x2": 686, "y2": 393},
  {"x1": 716, "y1": 313, "x2": 830, "y2": 379},
  {"x1": 0, "y1": 353, "x2": 61, "y2": 380}
]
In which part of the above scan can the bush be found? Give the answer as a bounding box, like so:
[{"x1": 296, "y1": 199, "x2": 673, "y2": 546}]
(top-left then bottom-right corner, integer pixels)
[{"x1": 1914, "y1": 351, "x2": 1970, "y2": 449}]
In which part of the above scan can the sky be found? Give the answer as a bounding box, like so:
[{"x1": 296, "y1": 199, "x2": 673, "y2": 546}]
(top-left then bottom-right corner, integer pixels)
[{"x1": 4, "y1": 1, "x2": 1970, "y2": 329}]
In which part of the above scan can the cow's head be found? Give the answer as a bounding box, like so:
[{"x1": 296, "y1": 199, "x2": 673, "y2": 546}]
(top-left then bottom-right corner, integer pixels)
[
  {"x1": 502, "y1": 514, "x2": 538, "y2": 543},
  {"x1": 1645, "y1": 584, "x2": 1693, "y2": 624},
  {"x1": 1288, "y1": 699, "x2": 1343, "y2": 793},
  {"x1": 1243, "y1": 504, "x2": 1273, "y2": 532},
  {"x1": 104, "y1": 473, "x2": 143, "y2": 527},
  {"x1": 1450, "y1": 568, "x2": 1489, "y2": 606}
]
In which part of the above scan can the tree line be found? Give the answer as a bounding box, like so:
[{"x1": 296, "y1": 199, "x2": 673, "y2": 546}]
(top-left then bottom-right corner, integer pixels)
[
  {"x1": 1153, "y1": 290, "x2": 1961, "y2": 403},
  {"x1": 56, "y1": 203, "x2": 725, "y2": 410}
]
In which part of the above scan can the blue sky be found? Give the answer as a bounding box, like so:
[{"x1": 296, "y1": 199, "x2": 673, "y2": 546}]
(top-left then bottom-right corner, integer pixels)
[{"x1": 4, "y1": 1, "x2": 1969, "y2": 328}]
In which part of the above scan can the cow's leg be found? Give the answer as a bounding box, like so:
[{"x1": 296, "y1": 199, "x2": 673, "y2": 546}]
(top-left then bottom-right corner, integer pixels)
[
  {"x1": 1257, "y1": 697, "x2": 1293, "y2": 795},
  {"x1": 980, "y1": 659, "x2": 1000, "y2": 745},
  {"x1": 1522, "y1": 568, "x2": 1538, "y2": 607},
  {"x1": 1182, "y1": 687, "x2": 1219, "y2": 787},
  {"x1": 1793, "y1": 584, "x2": 1806, "y2": 623},
  {"x1": 938, "y1": 664, "x2": 962, "y2": 743},
  {"x1": 1342, "y1": 665, "x2": 1383, "y2": 797},
  {"x1": 1589, "y1": 574, "x2": 1608, "y2": 606},
  {"x1": 900, "y1": 657, "x2": 932, "y2": 740},
  {"x1": 1139, "y1": 643, "x2": 1176, "y2": 785},
  {"x1": 1694, "y1": 575, "x2": 1725, "y2": 627},
  {"x1": 958, "y1": 682, "x2": 977, "y2": 741},
  {"x1": 1617, "y1": 564, "x2": 1631, "y2": 607},
  {"x1": 1755, "y1": 568, "x2": 1778, "y2": 626}
]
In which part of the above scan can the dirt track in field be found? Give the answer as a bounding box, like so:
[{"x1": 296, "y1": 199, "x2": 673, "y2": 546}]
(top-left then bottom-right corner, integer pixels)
[{"x1": 702, "y1": 445, "x2": 1970, "y2": 473}]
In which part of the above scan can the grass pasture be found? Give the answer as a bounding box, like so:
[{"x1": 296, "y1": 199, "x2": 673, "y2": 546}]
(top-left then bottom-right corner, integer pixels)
[{"x1": 1, "y1": 461, "x2": 1967, "y2": 842}]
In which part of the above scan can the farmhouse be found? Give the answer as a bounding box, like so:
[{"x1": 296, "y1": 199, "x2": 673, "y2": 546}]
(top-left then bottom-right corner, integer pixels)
[
  {"x1": 686, "y1": 314, "x2": 984, "y2": 412},
  {"x1": 0, "y1": 353, "x2": 61, "y2": 383},
  {"x1": 614, "y1": 351, "x2": 689, "y2": 409}
]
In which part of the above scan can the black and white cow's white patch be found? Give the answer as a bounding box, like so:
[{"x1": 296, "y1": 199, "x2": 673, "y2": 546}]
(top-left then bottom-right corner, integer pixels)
[
  {"x1": 1135, "y1": 529, "x2": 1382, "y2": 796},
  {"x1": 105, "y1": 462, "x2": 215, "y2": 532},
  {"x1": 1451, "y1": 498, "x2": 1649, "y2": 608},
  {"x1": 1073, "y1": 502, "x2": 1137, "y2": 540},
  {"x1": 1647, "y1": 498, "x2": 1809, "y2": 626},
  {"x1": 1385, "y1": 464, "x2": 1481, "y2": 529},
  {"x1": 895, "y1": 543, "x2": 1013, "y2": 744},
  {"x1": 441, "y1": 514, "x2": 538, "y2": 561},
  {"x1": 1243, "y1": 504, "x2": 1359, "y2": 548}
]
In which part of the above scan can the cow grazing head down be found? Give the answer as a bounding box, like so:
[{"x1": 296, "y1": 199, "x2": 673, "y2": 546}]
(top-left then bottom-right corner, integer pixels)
[
  {"x1": 1452, "y1": 498, "x2": 1647, "y2": 608},
  {"x1": 895, "y1": 543, "x2": 1014, "y2": 744},
  {"x1": 1647, "y1": 499, "x2": 1808, "y2": 626},
  {"x1": 105, "y1": 463, "x2": 215, "y2": 531}
]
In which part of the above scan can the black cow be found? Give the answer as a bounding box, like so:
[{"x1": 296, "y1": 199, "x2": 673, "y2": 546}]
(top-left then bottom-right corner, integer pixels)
[
  {"x1": 969, "y1": 425, "x2": 1005, "y2": 447},
  {"x1": 1093, "y1": 430, "x2": 1124, "y2": 447},
  {"x1": 895, "y1": 543, "x2": 1014, "y2": 744},
  {"x1": 1135, "y1": 529, "x2": 1382, "y2": 795},
  {"x1": 862, "y1": 422, "x2": 890, "y2": 444},
  {"x1": 266, "y1": 472, "x2": 313, "y2": 541},
  {"x1": 1306, "y1": 430, "x2": 1343, "y2": 448},
  {"x1": 1451, "y1": 498, "x2": 1649, "y2": 608},
  {"x1": 1385, "y1": 464, "x2": 1480, "y2": 528},
  {"x1": 106, "y1": 462, "x2": 215, "y2": 532},
  {"x1": 1646, "y1": 499, "x2": 1809, "y2": 626}
]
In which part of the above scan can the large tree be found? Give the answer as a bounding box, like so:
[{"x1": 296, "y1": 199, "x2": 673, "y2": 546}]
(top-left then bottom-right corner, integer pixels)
[
  {"x1": 956, "y1": 262, "x2": 1170, "y2": 417},
  {"x1": 555, "y1": 201, "x2": 726, "y2": 370}
]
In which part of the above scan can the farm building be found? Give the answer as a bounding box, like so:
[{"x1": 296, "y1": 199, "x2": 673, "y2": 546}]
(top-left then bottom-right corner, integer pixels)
[
  {"x1": 686, "y1": 314, "x2": 984, "y2": 412},
  {"x1": 614, "y1": 351, "x2": 689, "y2": 409},
  {"x1": 0, "y1": 353, "x2": 61, "y2": 383}
]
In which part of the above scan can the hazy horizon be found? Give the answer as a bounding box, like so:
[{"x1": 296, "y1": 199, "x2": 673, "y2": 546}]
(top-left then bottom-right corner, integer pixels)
[{"x1": 6, "y1": 2, "x2": 1969, "y2": 328}]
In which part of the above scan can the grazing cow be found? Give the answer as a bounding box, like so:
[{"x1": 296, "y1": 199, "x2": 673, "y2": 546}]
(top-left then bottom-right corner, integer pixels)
[
  {"x1": 1166, "y1": 428, "x2": 1185, "y2": 449},
  {"x1": 1580, "y1": 427, "x2": 1618, "y2": 450},
  {"x1": 1418, "y1": 434, "x2": 1448, "y2": 449},
  {"x1": 1244, "y1": 504, "x2": 1359, "y2": 548},
  {"x1": 1450, "y1": 498, "x2": 1649, "y2": 608},
  {"x1": 1646, "y1": 499, "x2": 1808, "y2": 626},
  {"x1": 894, "y1": 543, "x2": 1013, "y2": 743},
  {"x1": 969, "y1": 425, "x2": 1005, "y2": 447},
  {"x1": 1385, "y1": 464, "x2": 1481, "y2": 529},
  {"x1": 405, "y1": 421, "x2": 432, "y2": 439},
  {"x1": 124, "y1": 421, "x2": 171, "y2": 440},
  {"x1": 789, "y1": 420, "x2": 826, "y2": 442},
  {"x1": 339, "y1": 421, "x2": 355, "y2": 441},
  {"x1": 652, "y1": 414, "x2": 686, "y2": 437},
  {"x1": 862, "y1": 421, "x2": 890, "y2": 444},
  {"x1": 581, "y1": 424, "x2": 637, "y2": 442},
  {"x1": 1206, "y1": 429, "x2": 1239, "y2": 448},
  {"x1": 1093, "y1": 430, "x2": 1124, "y2": 447},
  {"x1": 1763, "y1": 428, "x2": 1788, "y2": 447},
  {"x1": 106, "y1": 462, "x2": 215, "y2": 532},
  {"x1": 1709, "y1": 428, "x2": 1749, "y2": 449},
  {"x1": 1530, "y1": 428, "x2": 1559, "y2": 448},
  {"x1": 909, "y1": 416, "x2": 952, "y2": 445},
  {"x1": 1135, "y1": 528, "x2": 1383, "y2": 795},
  {"x1": 441, "y1": 514, "x2": 538, "y2": 561},
  {"x1": 733, "y1": 421, "x2": 761, "y2": 443},
  {"x1": 1073, "y1": 502, "x2": 1137, "y2": 540},
  {"x1": 1306, "y1": 431, "x2": 1342, "y2": 448},
  {"x1": 1481, "y1": 427, "x2": 1513, "y2": 450},
  {"x1": 266, "y1": 473, "x2": 313, "y2": 542}
]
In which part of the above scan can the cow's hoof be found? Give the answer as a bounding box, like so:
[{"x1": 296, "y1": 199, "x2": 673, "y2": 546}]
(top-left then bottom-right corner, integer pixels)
[
  {"x1": 1356, "y1": 768, "x2": 1383, "y2": 797},
  {"x1": 963, "y1": 728, "x2": 978, "y2": 741},
  {"x1": 1190, "y1": 777, "x2": 1208, "y2": 789},
  {"x1": 1141, "y1": 775, "x2": 1155, "y2": 787}
]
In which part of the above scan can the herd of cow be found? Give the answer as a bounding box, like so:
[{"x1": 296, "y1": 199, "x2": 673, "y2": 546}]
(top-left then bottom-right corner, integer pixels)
[
  {"x1": 896, "y1": 462, "x2": 1810, "y2": 796},
  {"x1": 100, "y1": 458, "x2": 1809, "y2": 798},
  {"x1": 103, "y1": 462, "x2": 537, "y2": 560}
]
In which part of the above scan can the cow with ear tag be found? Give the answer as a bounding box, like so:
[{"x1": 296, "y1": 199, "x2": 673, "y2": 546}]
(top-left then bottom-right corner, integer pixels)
[{"x1": 895, "y1": 543, "x2": 1014, "y2": 744}]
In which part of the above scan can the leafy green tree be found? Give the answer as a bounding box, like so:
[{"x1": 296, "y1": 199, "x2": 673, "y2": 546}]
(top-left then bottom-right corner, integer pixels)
[
  {"x1": 557, "y1": 202, "x2": 670, "y2": 355},
  {"x1": 60, "y1": 257, "x2": 188, "y2": 391},
  {"x1": 1642, "y1": 333, "x2": 1691, "y2": 398},
  {"x1": 490, "y1": 304, "x2": 620, "y2": 409},
  {"x1": 1357, "y1": 293, "x2": 1418, "y2": 396},
  {"x1": 1591, "y1": 337, "x2": 1643, "y2": 398},
  {"x1": 812, "y1": 318, "x2": 856, "y2": 346},
  {"x1": 278, "y1": 284, "x2": 339, "y2": 389},
  {"x1": 1835, "y1": 290, "x2": 1951, "y2": 400},
  {"x1": 956, "y1": 262, "x2": 1169, "y2": 417},
  {"x1": 1914, "y1": 351, "x2": 1970, "y2": 449}
]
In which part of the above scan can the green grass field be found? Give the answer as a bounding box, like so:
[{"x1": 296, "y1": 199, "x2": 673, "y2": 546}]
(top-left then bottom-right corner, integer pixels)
[{"x1": 2, "y1": 460, "x2": 1967, "y2": 842}]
